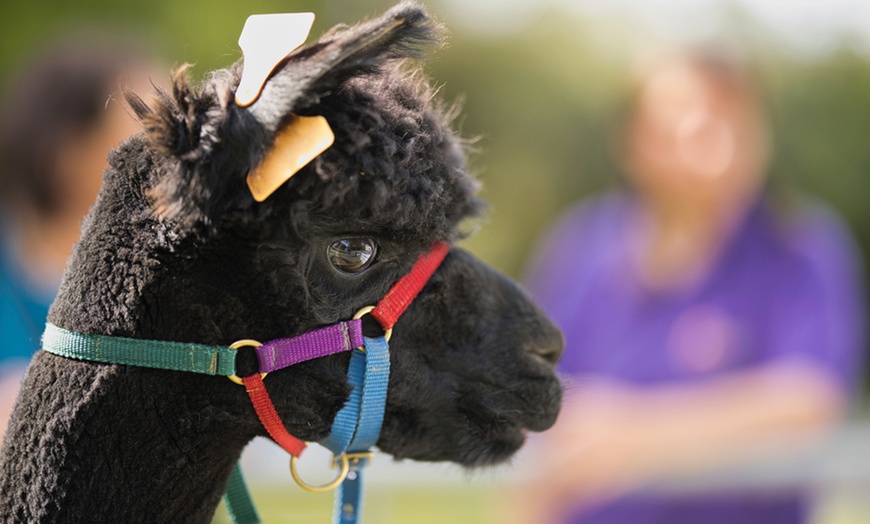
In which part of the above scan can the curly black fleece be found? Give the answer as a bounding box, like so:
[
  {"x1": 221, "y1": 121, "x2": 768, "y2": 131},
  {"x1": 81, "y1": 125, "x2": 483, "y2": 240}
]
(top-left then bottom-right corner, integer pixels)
[{"x1": 0, "y1": 3, "x2": 563, "y2": 522}]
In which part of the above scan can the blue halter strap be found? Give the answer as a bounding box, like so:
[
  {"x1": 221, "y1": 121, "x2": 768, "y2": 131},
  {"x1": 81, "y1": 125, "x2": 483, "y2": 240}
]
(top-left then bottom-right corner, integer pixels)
[{"x1": 320, "y1": 335, "x2": 390, "y2": 524}]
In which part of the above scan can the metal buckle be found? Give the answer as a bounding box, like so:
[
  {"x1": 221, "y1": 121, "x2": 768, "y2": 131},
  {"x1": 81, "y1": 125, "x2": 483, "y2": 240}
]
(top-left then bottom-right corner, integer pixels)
[
  {"x1": 290, "y1": 451, "x2": 350, "y2": 493},
  {"x1": 352, "y1": 306, "x2": 392, "y2": 351},
  {"x1": 227, "y1": 339, "x2": 268, "y2": 385},
  {"x1": 338, "y1": 451, "x2": 374, "y2": 469}
]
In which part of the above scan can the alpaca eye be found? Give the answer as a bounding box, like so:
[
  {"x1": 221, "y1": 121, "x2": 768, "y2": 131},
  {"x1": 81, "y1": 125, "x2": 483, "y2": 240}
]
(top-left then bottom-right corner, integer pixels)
[{"x1": 327, "y1": 238, "x2": 378, "y2": 273}]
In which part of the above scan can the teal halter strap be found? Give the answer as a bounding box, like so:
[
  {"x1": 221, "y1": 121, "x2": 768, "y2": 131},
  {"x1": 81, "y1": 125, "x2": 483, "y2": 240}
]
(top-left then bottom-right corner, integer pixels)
[
  {"x1": 41, "y1": 322, "x2": 238, "y2": 376},
  {"x1": 41, "y1": 322, "x2": 259, "y2": 523}
]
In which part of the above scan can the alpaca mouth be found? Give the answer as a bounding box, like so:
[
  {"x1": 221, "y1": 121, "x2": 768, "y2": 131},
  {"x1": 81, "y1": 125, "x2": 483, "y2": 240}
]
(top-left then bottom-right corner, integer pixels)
[
  {"x1": 479, "y1": 371, "x2": 563, "y2": 431},
  {"x1": 452, "y1": 375, "x2": 562, "y2": 466},
  {"x1": 528, "y1": 351, "x2": 559, "y2": 369},
  {"x1": 506, "y1": 382, "x2": 562, "y2": 433},
  {"x1": 459, "y1": 414, "x2": 543, "y2": 467}
]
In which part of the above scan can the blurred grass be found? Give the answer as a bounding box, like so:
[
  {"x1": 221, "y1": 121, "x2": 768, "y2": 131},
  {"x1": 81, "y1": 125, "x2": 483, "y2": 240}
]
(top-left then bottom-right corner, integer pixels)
[
  {"x1": 211, "y1": 483, "x2": 870, "y2": 524},
  {"x1": 212, "y1": 484, "x2": 500, "y2": 524}
]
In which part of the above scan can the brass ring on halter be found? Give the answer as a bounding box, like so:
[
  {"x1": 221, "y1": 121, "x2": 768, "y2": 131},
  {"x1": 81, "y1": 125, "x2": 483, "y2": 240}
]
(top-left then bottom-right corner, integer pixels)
[
  {"x1": 290, "y1": 452, "x2": 350, "y2": 493},
  {"x1": 352, "y1": 306, "x2": 393, "y2": 351},
  {"x1": 227, "y1": 339, "x2": 267, "y2": 385}
]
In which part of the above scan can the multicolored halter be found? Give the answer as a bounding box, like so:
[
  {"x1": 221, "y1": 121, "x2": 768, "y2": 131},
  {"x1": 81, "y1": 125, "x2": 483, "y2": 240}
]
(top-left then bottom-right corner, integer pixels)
[{"x1": 41, "y1": 242, "x2": 450, "y2": 524}]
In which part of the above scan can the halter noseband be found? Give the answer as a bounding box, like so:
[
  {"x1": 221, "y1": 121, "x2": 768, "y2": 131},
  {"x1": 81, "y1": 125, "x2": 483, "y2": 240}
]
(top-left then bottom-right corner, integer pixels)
[{"x1": 41, "y1": 241, "x2": 450, "y2": 524}]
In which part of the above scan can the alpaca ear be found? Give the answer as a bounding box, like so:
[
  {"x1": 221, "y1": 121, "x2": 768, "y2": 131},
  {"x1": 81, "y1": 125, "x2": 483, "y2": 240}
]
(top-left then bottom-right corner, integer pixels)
[
  {"x1": 244, "y1": 0, "x2": 442, "y2": 134},
  {"x1": 124, "y1": 0, "x2": 440, "y2": 227},
  {"x1": 238, "y1": 1, "x2": 442, "y2": 201}
]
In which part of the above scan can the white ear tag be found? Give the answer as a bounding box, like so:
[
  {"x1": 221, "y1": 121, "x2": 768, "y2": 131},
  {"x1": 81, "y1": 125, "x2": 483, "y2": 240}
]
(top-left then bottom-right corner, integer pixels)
[{"x1": 235, "y1": 12, "x2": 315, "y2": 107}]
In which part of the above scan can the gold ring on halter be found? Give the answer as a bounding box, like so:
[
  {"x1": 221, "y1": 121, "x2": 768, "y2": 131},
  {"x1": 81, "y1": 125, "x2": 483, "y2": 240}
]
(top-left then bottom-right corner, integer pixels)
[
  {"x1": 352, "y1": 306, "x2": 393, "y2": 350},
  {"x1": 227, "y1": 339, "x2": 268, "y2": 385},
  {"x1": 290, "y1": 452, "x2": 350, "y2": 493}
]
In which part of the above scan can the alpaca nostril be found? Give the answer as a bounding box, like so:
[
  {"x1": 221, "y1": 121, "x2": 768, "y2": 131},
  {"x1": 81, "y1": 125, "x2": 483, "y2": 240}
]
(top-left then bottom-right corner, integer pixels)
[{"x1": 525, "y1": 329, "x2": 564, "y2": 367}]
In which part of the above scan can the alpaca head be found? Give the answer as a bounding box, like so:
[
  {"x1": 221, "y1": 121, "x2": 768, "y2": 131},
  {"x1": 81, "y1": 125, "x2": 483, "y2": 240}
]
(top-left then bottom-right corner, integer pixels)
[{"x1": 75, "y1": 1, "x2": 562, "y2": 467}]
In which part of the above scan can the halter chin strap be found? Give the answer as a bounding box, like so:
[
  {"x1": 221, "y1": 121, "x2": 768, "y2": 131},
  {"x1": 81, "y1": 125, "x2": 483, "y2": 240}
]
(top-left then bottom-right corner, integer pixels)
[{"x1": 40, "y1": 241, "x2": 449, "y2": 524}]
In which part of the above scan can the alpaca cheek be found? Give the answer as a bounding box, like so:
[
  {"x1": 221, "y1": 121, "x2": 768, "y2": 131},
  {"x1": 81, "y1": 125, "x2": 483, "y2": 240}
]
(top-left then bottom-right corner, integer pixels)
[{"x1": 371, "y1": 248, "x2": 562, "y2": 465}]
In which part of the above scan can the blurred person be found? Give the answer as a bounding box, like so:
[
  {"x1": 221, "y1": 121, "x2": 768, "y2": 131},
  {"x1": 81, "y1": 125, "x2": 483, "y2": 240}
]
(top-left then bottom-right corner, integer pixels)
[
  {"x1": 0, "y1": 39, "x2": 155, "y2": 436},
  {"x1": 514, "y1": 50, "x2": 865, "y2": 524}
]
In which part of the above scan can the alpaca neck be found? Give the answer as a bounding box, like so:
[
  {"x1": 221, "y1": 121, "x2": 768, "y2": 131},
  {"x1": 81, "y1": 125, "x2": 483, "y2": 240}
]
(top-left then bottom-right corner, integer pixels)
[{"x1": 0, "y1": 352, "x2": 257, "y2": 523}]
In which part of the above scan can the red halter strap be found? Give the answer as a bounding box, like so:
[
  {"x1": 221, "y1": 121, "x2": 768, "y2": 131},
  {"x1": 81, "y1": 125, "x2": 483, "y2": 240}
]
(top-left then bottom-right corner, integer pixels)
[
  {"x1": 242, "y1": 373, "x2": 307, "y2": 456},
  {"x1": 371, "y1": 241, "x2": 449, "y2": 331},
  {"x1": 242, "y1": 241, "x2": 449, "y2": 456}
]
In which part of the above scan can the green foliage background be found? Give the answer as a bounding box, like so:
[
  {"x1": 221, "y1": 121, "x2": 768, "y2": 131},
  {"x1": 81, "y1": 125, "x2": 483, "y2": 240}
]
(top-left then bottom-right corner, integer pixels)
[
  {"x1": 2, "y1": 0, "x2": 870, "y2": 324},
  {"x1": 3, "y1": 2, "x2": 870, "y2": 522}
]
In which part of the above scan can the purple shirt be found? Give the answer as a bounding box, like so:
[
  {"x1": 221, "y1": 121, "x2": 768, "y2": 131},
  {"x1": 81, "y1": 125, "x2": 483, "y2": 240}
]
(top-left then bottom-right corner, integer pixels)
[{"x1": 525, "y1": 194, "x2": 865, "y2": 524}]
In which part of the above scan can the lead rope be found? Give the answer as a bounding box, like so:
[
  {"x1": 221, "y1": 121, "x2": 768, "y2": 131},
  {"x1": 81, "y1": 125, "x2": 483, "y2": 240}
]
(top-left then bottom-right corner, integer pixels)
[{"x1": 224, "y1": 464, "x2": 260, "y2": 524}]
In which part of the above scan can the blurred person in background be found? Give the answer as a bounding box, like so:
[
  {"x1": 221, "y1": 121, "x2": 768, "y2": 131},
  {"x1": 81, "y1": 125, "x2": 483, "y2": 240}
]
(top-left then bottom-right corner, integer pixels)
[
  {"x1": 515, "y1": 50, "x2": 865, "y2": 524},
  {"x1": 0, "y1": 39, "x2": 155, "y2": 436}
]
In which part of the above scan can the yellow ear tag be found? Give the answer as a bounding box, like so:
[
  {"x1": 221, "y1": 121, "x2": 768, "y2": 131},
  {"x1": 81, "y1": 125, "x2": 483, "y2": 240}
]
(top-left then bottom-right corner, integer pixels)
[
  {"x1": 246, "y1": 115, "x2": 335, "y2": 202},
  {"x1": 235, "y1": 12, "x2": 315, "y2": 107}
]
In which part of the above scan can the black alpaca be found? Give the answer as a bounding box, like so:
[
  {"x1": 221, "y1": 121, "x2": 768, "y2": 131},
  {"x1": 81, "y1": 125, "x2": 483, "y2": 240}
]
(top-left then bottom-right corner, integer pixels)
[{"x1": 0, "y1": 3, "x2": 563, "y2": 522}]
